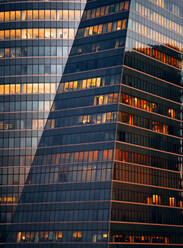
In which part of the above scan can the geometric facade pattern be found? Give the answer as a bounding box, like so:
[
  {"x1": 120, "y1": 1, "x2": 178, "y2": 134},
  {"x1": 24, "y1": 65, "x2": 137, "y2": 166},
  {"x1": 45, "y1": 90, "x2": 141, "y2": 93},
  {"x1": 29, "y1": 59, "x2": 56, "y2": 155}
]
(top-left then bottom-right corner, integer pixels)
[{"x1": 1, "y1": 0, "x2": 183, "y2": 247}]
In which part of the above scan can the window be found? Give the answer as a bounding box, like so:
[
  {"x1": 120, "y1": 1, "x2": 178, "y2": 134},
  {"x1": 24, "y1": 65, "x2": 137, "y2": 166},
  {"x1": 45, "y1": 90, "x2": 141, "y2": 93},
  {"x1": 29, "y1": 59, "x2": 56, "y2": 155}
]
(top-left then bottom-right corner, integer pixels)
[
  {"x1": 27, "y1": 10, "x2": 32, "y2": 20},
  {"x1": 168, "y1": 108, "x2": 176, "y2": 118},
  {"x1": 169, "y1": 197, "x2": 175, "y2": 206},
  {"x1": 16, "y1": 11, "x2": 21, "y2": 20},
  {"x1": 56, "y1": 232, "x2": 63, "y2": 241},
  {"x1": 4, "y1": 12, "x2": 9, "y2": 21},
  {"x1": 10, "y1": 11, "x2": 15, "y2": 21},
  {"x1": 147, "y1": 194, "x2": 161, "y2": 205},
  {"x1": 73, "y1": 232, "x2": 82, "y2": 239}
]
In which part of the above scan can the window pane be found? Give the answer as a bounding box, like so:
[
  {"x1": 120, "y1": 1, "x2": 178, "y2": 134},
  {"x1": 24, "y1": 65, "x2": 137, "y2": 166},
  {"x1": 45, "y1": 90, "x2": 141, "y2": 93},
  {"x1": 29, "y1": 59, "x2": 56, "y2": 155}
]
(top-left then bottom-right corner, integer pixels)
[
  {"x1": 50, "y1": 10, "x2": 56, "y2": 20},
  {"x1": 33, "y1": 10, "x2": 38, "y2": 20},
  {"x1": 0, "y1": 31, "x2": 4, "y2": 40},
  {"x1": 16, "y1": 11, "x2": 21, "y2": 20},
  {"x1": 45, "y1": 29, "x2": 50, "y2": 38},
  {"x1": 27, "y1": 29, "x2": 32, "y2": 39},
  {"x1": 63, "y1": 10, "x2": 68, "y2": 20},
  {"x1": 16, "y1": 29, "x2": 21, "y2": 39},
  {"x1": 0, "y1": 12, "x2": 4, "y2": 22},
  {"x1": 10, "y1": 11, "x2": 16, "y2": 21},
  {"x1": 57, "y1": 29, "x2": 63, "y2": 38},
  {"x1": 57, "y1": 10, "x2": 62, "y2": 20},
  {"x1": 4, "y1": 12, "x2": 9, "y2": 21},
  {"x1": 39, "y1": 10, "x2": 44, "y2": 20},
  {"x1": 51, "y1": 29, "x2": 56, "y2": 38},
  {"x1": 39, "y1": 29, "x2": 44, "y2": 39},
  {"x1": 33, "y1": 29, "x2": 39, "y2": 39},
  {"x1": 45, "y1": 10, "x2": 50, "y2": 20},
  {"x1": 10, "y1": 30, "x2": 16, "y2": 39},
  {"x1": 22, "y1": 10, "x2": 26, "y2": 20},
  {"x1": 27, "y1": 10, "x2": 32, "y2": 20},
  {"x1": 5, "y1": 30, "x2": 10, "y2": 40}
]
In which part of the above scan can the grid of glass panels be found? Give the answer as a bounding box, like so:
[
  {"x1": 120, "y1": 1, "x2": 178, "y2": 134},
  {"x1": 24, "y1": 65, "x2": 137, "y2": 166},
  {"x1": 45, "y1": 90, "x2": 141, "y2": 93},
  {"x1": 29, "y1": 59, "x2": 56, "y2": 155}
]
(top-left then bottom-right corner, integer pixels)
[
  {"x1": 110, "y1": 0, "x2": 183, "y2": 246},
  {"x1": 0, "y1": 0, "x2": 86, "y2": 245},
  {"x1": 2, "y1": 0, "x2": 130, "y2": 247},
  {"x1": 1, "y1": 0, "x2": 183, "y2": 247}
]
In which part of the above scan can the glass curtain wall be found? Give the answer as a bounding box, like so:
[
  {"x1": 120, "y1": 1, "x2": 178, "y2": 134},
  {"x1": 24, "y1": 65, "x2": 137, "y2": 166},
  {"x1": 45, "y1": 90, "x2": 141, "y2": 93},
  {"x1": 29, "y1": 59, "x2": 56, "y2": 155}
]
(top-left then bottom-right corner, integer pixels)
[
  {"x1": 1, "y1": 0, "x2": 183, "y2": 247},
  {"x1": 110, "y1": 0, "x2": 183, "y2": 247},
  {"x1": 3, "y1": 0, "x2": 130, "y2": 247},
  {"x1": 0, "y1": 0, "x2": 86, "y2": 244}
]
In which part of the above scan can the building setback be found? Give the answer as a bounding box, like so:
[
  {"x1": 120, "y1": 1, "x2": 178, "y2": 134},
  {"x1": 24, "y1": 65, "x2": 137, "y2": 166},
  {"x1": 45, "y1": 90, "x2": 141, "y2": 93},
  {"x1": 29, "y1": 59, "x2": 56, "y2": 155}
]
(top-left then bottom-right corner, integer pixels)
[{"x1": 0, "y1": 0, "x2": 183, "y2": 247}]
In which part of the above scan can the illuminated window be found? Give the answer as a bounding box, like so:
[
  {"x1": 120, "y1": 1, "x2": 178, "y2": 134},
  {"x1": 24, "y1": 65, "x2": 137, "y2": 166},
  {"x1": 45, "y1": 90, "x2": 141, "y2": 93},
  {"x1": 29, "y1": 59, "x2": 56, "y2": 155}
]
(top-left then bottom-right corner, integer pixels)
[
  {"x1": 16, "y1": 29, "x2": 21, "y2": 39},
  {"x1": 5, "y1": 30, "x2": 10, "y2": 40},
  {"x1": 56, "y1": 232, "x2": 63, "y2": 241},
  {"x1": 98, "y1": 24, "x2": 102, "y2": 34},
  {"x1": 51, "y1": 84, "x2": 55, "y2": 93},
  {"x1": 16, "y1": 11, "x2": 21, "y2": 20},
  {"x1": 10, "y1": 11, "x2": 16, "y2": 21},
  {"x1": 27, "y1": 29, "x2": 32, "y2": 39},
  {"x1": 39, "y1": 10, "x2": 44, "y2": 20},
  {"x1": 75, "y1": 10, "x2": 80, "y2": 20},
  {"x1": 16, "y1": 84, "x2": 21, "y2": 94},
  {"x1": 27, "y1": 10, "x2": 32, "y2": 20},
  {"x1": 50, "y1": 10, "x2": 56, "y2": 20},
  {"x1": 122, "y1": 19, "x2": 127, "y2": 29},
  {"x1": 147, "y1": 194, "x2": 161, "y2": 205},
  {"x1": 0, "y1": 30, "x2": 3, "y2": 40},
  {"x1": 10, "y1": 84, "x2": 15, "y2": 94},
  {"x1": 10, "y1": 29, "x2": 16, "y2": 39},
  {"x1": 22, "y1": 10, "x2": 26, "y2": 20},
  {"x1": 107, "y1": 22, "x2": 112, "y2": 32},
  {"x1": 57, "y1": 29, "x2": 63, "y2": 39},
  {"x1": 4, "y1": 85, "x2": 9, "y2": 94},
  {"x1": 45, "y1": 10, "x2": 50, "y2": 20},
  {"x1": 63, "y1": 10, "x2": 68, "y2": 20},
  {"x1": 27, "y1": 84, "x2": 32, "y2": 94},
  {"x1": 169, "y1": 197, "x2": 175, "y2": 206},
  {"x1": 22, "y1": 29, "x2": 27, "y2": 39},
  {"x1": 73, "y1": 232, "x2": 82, "y2": 239},
  {"x1": 33, "y1": 10, "x2": 39, "y2": 20},
  {"x1": 117, "y1": 20, "x2": 122, "y2": 30},
  {"x1": 57, "y1": 10, "x2": 62, "y2": 20},
  {"x1": 4, "y1": 12, "x2": 9, "y2": 21},
  {"x1": 33, "y1": 29, "x2": 39, "y2": 39},
  {"x1": 120, "y1": 112, "x2": 132, "y2": 124},
  {"x1": 0, "y1": 85, "x2": 4, "y2": 94},
  {"x1": 168, "y1": 108, "x2": 176, "y2": 118},
  {"x1": 51, "y1": 29, "x2": 56, "y2": 38},
  {"x1": 17, "y1": 232, "x2": 22, "y2": 242},
  {"x1": 0, "y1": 12, "x2": 4, "y2": 22},
  {"x1": 94, "y1": 95, "x2": 104, "y2": 105},
  {"x1": 153, "y1": 194, "x2": 161, "y2": 204},
  {"x1": 39, "y1": 29, "x2": 44, "y2": 39},
  {"x1": 21, "y1": 232, "x2": 26, "y2": 241},
  {"x1": 45, "y1": 84, "x2": 50, "y2": 93}
]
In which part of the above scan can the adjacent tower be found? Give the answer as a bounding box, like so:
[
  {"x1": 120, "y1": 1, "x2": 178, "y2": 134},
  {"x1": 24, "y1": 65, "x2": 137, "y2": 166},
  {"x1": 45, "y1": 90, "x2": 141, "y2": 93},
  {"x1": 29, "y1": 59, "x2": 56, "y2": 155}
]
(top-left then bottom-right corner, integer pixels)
[
  {"x1": 0, "y1": 0, "x2": 86, "y2": 243},
  {"x1": 1, "y1": 0, "x2": 183, "y2": 247}
]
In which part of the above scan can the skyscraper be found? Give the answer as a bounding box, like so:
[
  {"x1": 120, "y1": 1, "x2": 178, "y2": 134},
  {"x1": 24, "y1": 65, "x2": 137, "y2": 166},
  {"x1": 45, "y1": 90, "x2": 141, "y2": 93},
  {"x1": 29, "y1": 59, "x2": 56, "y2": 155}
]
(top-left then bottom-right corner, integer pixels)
[
  {"x1": 0, "y1": 0, "x2": 86, "y2": 243},
  {"x1": 1, "y1": 0, "x2": 183, "y2": 247}
]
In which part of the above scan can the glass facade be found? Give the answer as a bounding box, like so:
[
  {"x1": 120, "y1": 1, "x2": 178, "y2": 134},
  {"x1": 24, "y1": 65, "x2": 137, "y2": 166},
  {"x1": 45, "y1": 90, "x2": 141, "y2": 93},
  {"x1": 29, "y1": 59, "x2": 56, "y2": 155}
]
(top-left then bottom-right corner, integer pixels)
[
  {"x1": 0, "y1": 0, "x2": 86, "y2": 244},
  {"x1": 111, "y1": 0, "x2": 183, "y2": 247},
  {"x1": 0, "y1": 0, "x2": 183, "y2": 247}
]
